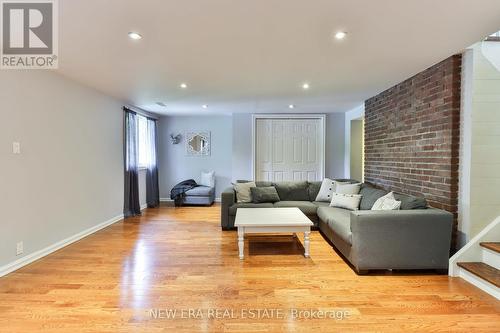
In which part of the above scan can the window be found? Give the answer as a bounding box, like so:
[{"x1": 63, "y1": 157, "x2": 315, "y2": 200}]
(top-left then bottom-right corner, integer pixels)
[{"x1": 137, "y1": 115, "x2": 148, "y2": 168}]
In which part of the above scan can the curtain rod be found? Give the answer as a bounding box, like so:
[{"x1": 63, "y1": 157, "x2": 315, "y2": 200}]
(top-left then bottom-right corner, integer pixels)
[{"x1": 123, "y1": 106, "x2": 159, "y2": 121}]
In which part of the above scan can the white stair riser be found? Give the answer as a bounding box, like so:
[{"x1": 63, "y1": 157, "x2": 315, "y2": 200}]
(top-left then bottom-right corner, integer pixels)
[
  {"x1": 482, "y1": 248, "x2": 500, "y2": 270},
  {"x1": 459, "y1": 268, "x2": 500, "y2": 300}
]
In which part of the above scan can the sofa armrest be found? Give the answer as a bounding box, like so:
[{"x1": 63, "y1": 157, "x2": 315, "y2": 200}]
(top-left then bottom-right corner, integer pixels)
[
  {"x1": 349, "y1": 209, "x2": 453, "y2": 270},
  {"x1": 221, "y1": 187, "x2": 235, "y2": 229}
]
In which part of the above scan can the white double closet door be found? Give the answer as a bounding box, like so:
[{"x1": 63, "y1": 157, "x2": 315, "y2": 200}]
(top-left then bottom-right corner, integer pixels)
[{"x1": 255, "y1": 118, "x2": 324, "y2": 182}]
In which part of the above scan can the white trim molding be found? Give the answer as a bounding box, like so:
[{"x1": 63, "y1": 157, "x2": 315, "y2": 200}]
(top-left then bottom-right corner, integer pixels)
[
  {"x1": 160, "y1": 198, "x2": 221, "y2": 203},
  {"x1": 0, "y1": 213, "x2": 124, "y2": 277},
  {"x1": 251, "y1": 114, "x2": 326, "y2": 181},
  {"x1": 457, "y1": 48, "x2": 474, "y2": 248}
]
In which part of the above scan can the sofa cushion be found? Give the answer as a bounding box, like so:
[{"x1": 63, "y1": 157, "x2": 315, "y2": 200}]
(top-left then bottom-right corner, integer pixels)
[
  {"x1": 273, "y1": 201, "x2": 318, "y2": 215},
  {"x1": 251, "y1": 186, "x2": 280, "y2": 203},
  {"x1": 273, "y1": 181, "x2": 310, "y2": 201},
  {"x1": 185, "y1": 186, "x2": 214, "y2": 197},
  {"x1": 313, "y1": 201, "x2": 330, "y2": 207},
  {"x1": 317, "y1": 207, "x2": 352, "y2": 244},
  {"x1": 308, "y1": 181, "x2": 322, "y2": 201},
  {"x1": 359, "y1": 184, "x2": 389, "y2": 210},
  {"x1": 229, "y1": 203, "x2": 274, "y2": 216},
  {"x1": 393, "y1": 193, "x2": 428, "y2": 210}
]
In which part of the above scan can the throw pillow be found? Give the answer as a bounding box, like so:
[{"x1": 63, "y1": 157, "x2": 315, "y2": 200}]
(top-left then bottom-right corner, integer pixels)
[
  {"x1": 315, "y1": 178, "x2": 336, "y2": 202},
  {"x1": 371, "y1": 192, "x2": 401, "y2": 211},
  {"x1": 329, "y1": 192, "x2": 362, "y2": 211},
  {"x1": 200, "y1": 171, "x2": 215, "y2": 187},
  {"x1": 335, "y1": 183, "x2": 362, "y2": 195},
  {"x1": 233, "y1": 181, "x2": 256, "y2": 203},
  {"x1": 251, "y1": 187, "x2": 280, "y2": 203},
  {"x1": 359, "y1": 184, "x2": 389, "y2": 210},
  {"x1": 393, "y1": 193, "x2": 428, "y2": 210}
]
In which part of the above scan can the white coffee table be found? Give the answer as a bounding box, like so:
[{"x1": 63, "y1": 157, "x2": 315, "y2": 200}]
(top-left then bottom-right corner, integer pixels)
[{"x1": 234, "y1": 208, "x2": 313, "y2": 259}]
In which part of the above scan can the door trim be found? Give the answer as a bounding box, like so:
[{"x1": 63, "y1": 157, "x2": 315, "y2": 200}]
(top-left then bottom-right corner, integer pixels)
[{"x1": 251, "y1": 114, "x2": 326, "y2": 181}]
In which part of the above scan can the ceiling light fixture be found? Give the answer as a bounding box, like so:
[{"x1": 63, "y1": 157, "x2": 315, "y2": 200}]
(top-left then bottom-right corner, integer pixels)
[
  {"x1": 335, "y1": 31, "x2": 347, "y2": 40},
  {"x1": 288, "y1": 104, "x2": 295, "y2": 109},
  {"x1": 128, "y1": 32, "x2": 142, "y2": 40},
  {"x1": 180, "y1": 83, "x2": 187, "y2": 89},
  {"x1": 302, "y1": 83, "x2": 310, "y2": 90},
  {"x1": 202, "y1": 104, "x2": 208, "y2": 109}
]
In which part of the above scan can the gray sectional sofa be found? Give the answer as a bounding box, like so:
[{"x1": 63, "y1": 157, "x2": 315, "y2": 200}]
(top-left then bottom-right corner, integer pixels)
[{"x1": 221, "y1": 180, "x2": 453, "y2": 274}]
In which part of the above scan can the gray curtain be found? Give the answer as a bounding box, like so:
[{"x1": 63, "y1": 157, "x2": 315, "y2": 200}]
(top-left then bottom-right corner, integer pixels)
[
  {"x1": 123, "y1": 108, "x2": 141, "y2": 217},
  {"x1": 146, "y1": 118, "x2": 160, "y2": 207}
]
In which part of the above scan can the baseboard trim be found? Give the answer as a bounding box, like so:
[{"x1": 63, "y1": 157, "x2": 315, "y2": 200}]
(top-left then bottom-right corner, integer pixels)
[
  {"x1": 160, "y1": 197, "x2": 221, "y2": 203},
  {"x1": 0, "y1": 213, "x2": 124, "y2": 278}
]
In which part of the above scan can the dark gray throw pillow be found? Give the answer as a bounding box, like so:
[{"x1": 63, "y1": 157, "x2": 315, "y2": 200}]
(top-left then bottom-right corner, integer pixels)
[
  {"x1": 359, "y1": 184, "x2": 389, "y2": 210},
  {"x1": 393, "y1": 193, "x2": 428, "y2": 210},
  {"x1": 251, "y1": 186, "x2": 281, "y2": 203}
]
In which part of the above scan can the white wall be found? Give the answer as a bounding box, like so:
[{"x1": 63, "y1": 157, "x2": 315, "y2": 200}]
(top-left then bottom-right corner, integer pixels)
[
  {"x1": 350, "y1": 119, "x2": 364, "y2": 182},
  {"x1": 158, "y1": 115, "x2": 233, "y2": 199},
  {"x1": 469, "y1": 42, "x2": 500, "y2": 237},
  {"x1": 0, "y1": 70, "x2": 124, "y2": 273},
  {"x1": 344, "y1": 105, "x2": 365, "y2": 179},
  {"x1": 231, "y1": 113, "x2": 346, "y2": 182}
]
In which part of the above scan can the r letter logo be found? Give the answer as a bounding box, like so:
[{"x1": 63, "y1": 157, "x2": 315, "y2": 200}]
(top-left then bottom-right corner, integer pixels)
[{"x1": 1, "y1": 0, "x2": 58, "y2": 69}]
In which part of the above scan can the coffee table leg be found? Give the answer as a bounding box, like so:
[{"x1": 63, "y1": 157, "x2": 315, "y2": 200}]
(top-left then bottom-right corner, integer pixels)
[
  {"x1": 304, "y1": 231, "x2": 310, "y2": 258},
  {"x1": 238, "y1": 227, "x2": 244, "y2": 260}
]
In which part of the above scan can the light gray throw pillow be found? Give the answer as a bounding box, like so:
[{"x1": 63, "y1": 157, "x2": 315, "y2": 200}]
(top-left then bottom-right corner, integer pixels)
[{"x1": 233, "y1": 181, "x2": 256, "y2": 203}]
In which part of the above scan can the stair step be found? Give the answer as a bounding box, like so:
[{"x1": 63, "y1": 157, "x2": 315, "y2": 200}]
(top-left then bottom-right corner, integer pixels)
[
  {"x1": 457, "y1": 262, "x2": 500, "y2": 288},
  {"x1": 480, "y1": 242, "x2": 500, "y2": 253}
]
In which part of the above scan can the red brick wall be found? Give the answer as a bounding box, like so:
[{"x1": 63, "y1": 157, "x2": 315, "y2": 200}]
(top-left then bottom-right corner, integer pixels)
[{"x1": 364, "y1": 55, "x2": 461, "y2": 245}]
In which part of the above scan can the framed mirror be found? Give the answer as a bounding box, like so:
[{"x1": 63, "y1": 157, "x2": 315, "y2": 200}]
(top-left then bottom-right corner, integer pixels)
[{"x1": 186, "y1": 131, "x2": 211, "y2": 156}]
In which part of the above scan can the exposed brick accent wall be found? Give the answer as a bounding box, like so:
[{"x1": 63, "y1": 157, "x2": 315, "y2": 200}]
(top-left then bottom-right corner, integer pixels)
[{"x1": 364, "y1": 55, "x2": 461, "y2": 246}]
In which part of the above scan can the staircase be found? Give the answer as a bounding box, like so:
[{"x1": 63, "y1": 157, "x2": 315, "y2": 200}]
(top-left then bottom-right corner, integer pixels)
[{"x1": 449, "y1": 218, "x2": 500, "y2": 299}]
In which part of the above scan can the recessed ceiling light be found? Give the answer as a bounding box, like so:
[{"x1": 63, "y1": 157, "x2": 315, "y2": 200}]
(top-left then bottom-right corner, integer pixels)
[
  {"x1": 128, "y1": 32, "x2": 142, "y2": 40},
  {"x1": 202, "y1": 104, "x2": 208, "y2": 109},
  {"x1": 156, "y1": 102, "x2": 166, "y2": 107},
  {"x1": 288, "y1": 104, "x2": 295, "y2": 109},
  {"x1": 180, "y1": 83, "x2": 188, "y2": 89},
  {"x1": 335, "y1": 31, "x2": 347, "y2": 40},
  {"x1": 302, "y1": 83, "x2": 310, "y2": 90}
]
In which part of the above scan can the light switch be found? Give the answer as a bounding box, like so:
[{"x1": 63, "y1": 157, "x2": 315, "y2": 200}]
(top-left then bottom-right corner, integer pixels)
[{"x1": 13, "y1": 142, "x2": 21, "y2": 154}]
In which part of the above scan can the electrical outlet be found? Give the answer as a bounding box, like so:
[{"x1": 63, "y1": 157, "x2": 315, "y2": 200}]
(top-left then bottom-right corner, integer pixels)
[
  {"x1": 13, "y1": 142, "x2": 21, "y2": 154},
  {"x1": 16, "y1": 241, "x2": 23, "y2": 256}
]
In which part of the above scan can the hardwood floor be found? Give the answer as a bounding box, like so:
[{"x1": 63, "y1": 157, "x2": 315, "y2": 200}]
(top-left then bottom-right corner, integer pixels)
[{"x1": 0, "y1": 204, "x2": 498, "y2": 332}]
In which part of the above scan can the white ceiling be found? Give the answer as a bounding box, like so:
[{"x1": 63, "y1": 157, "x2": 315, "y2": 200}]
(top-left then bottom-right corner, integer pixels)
[{"x1": 56, "y1": 0, "x2": 500, "y2": 115}]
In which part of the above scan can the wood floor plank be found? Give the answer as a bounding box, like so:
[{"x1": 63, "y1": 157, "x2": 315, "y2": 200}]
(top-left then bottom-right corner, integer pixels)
[{"x1": 0, "y1": 204, "x2": 499, "y2": 332}]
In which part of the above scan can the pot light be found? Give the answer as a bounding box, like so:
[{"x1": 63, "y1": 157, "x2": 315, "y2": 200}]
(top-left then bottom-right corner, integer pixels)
[
  {"x1": 302, "y1": 83, "x2": 310, "y2": 90},
  {"x1": 335, "y1": 31, "x2": 347, "y2": 40},
  {"x1": 288, "y1": 104, "x2": 295, "y2": 109},
  {"x1": 128, "y1": 32, "x2": 142, "y2": 40},
  {"x1": 202, "y1": 104, "x2": 208, "y2": 109},
  {"x1": 180, "y1": 83, "x2": 188, "y2": 89}
]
